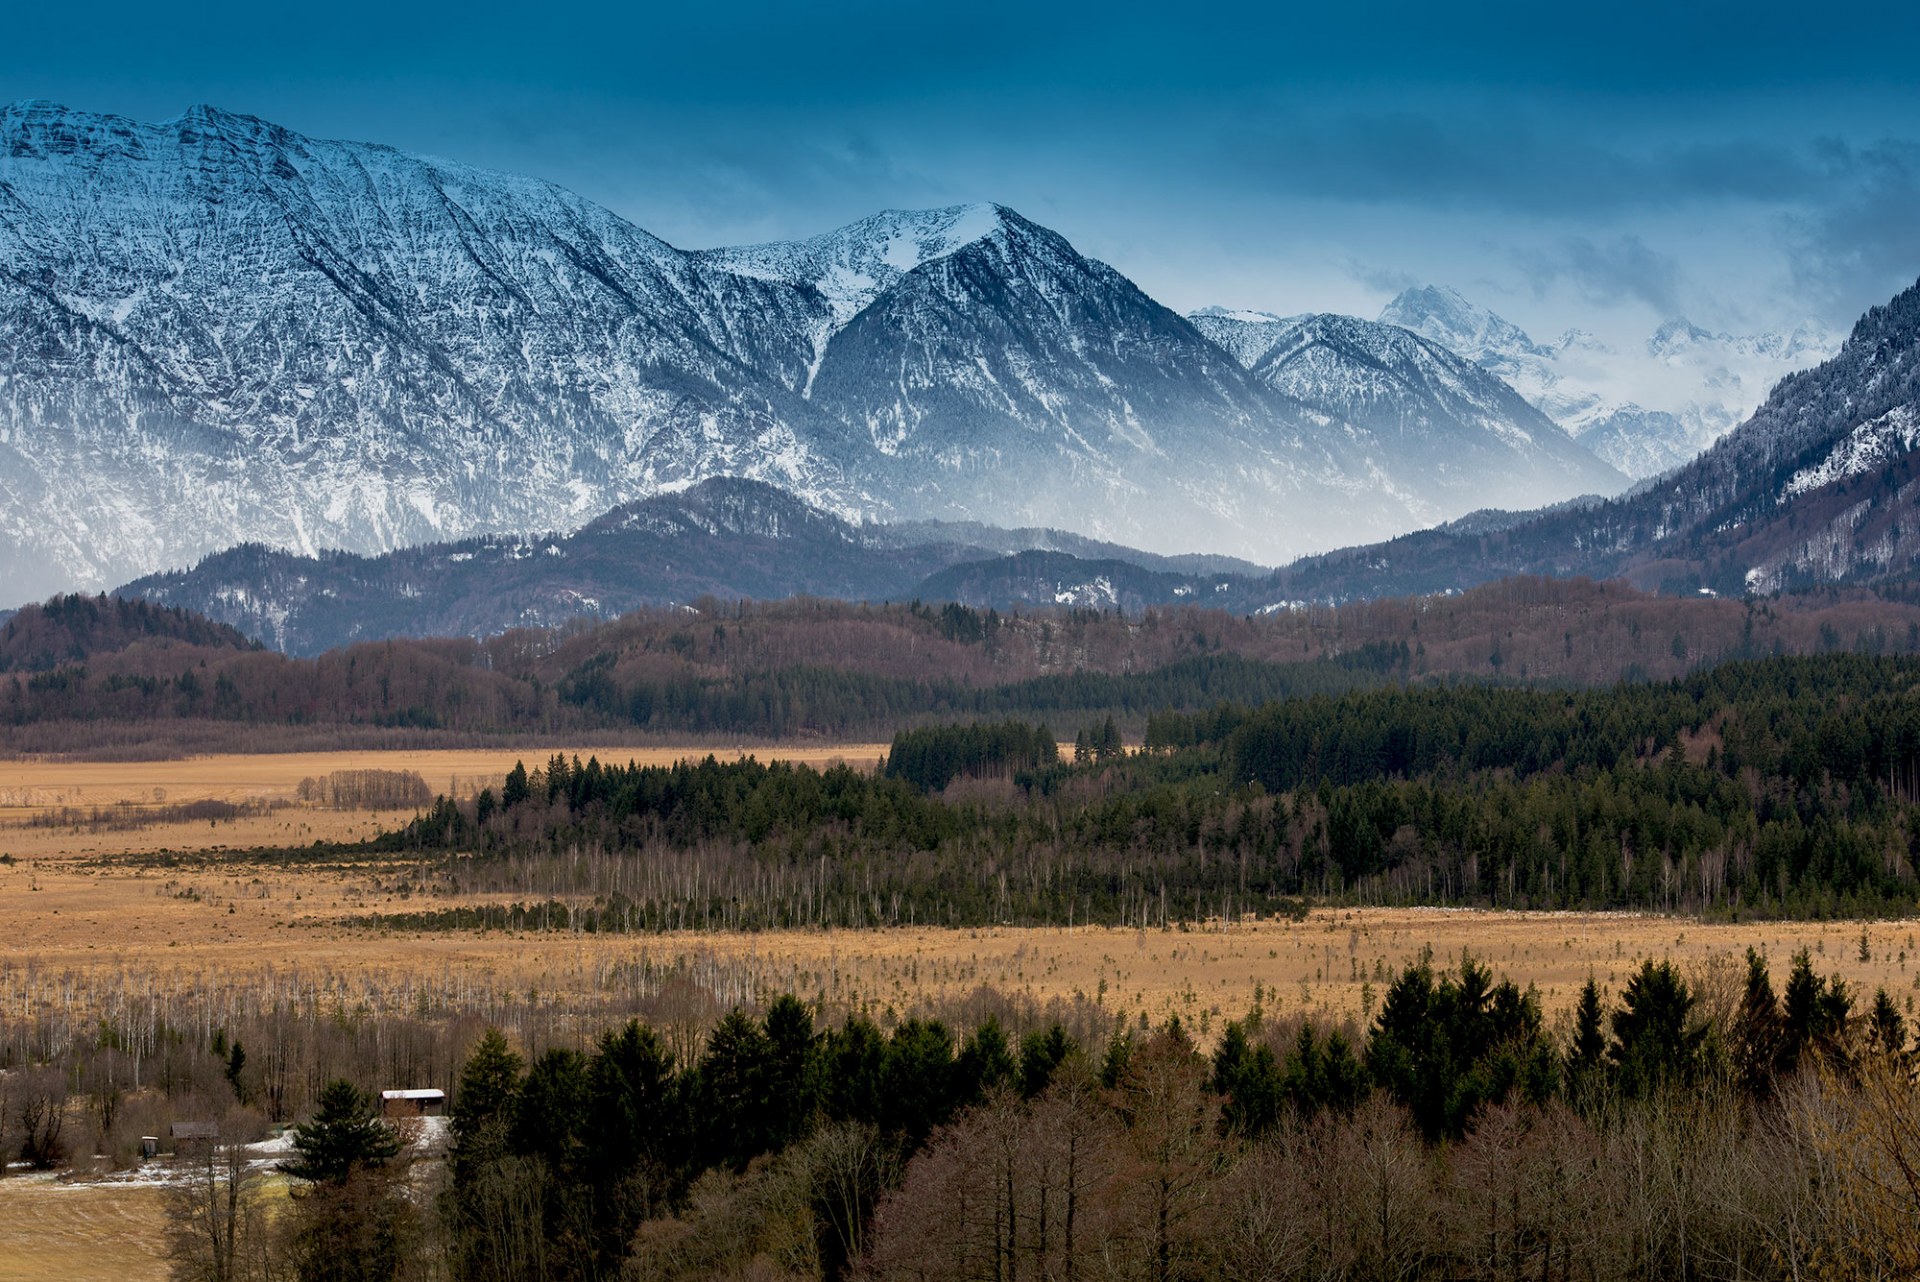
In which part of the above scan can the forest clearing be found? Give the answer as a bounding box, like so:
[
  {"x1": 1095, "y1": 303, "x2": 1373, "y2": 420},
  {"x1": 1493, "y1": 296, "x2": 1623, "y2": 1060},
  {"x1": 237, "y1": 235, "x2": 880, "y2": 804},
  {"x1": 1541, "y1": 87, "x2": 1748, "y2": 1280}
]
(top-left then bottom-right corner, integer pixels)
[
  {"x1": 0, "y1": 1176, "x2": 169, "y2": 1282},
  {"x1": 0, "y1": 744, "x2": 889, "y2": 856}
]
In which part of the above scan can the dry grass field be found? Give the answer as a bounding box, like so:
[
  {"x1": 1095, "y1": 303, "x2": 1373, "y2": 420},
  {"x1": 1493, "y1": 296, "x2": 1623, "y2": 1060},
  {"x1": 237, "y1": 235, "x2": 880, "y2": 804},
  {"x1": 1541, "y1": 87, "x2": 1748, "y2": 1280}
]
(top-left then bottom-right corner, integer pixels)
[
  {"x1": 0, "y1": 743, "x2": 888, "y2": 857},
  {"x1": 2, "y1": 743, "x2": 1917, "y2": 1032},
  {"x1": 7, "y1": 836, "x2": 1919, "y2": 1035},
  {"x1": 0, "y1": 1176, "x2": 170, "y2": 1282},
  {"x1": 7, "y1": 743, "x2": 1920, "y2": 1277}
]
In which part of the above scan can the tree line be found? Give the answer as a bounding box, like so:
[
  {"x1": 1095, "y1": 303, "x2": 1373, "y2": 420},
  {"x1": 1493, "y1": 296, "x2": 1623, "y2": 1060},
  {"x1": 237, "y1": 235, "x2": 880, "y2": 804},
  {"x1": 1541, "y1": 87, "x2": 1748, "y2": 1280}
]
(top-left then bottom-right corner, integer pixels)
[
  {"x1": 152, "y1": 948, "x2": 1920, "y2": 1281},
  {"x1": 11, "y1": 579, "x2": 1920, "y2": 753},
  {"x1": 350, "y1": 653, "x2": 1920, "y2": 924}
]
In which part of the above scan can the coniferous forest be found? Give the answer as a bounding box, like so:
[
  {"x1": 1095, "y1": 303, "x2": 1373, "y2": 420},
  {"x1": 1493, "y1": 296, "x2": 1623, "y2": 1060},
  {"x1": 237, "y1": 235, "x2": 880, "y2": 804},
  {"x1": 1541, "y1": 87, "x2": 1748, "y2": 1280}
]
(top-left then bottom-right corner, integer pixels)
[
  {"x1": 14, "y1": 633, "x2": 1920, "y2": 1282},
  {"x1": 360, "y1": 652, "x2": 1920, "y2": 928},
  {"x1": 126, "y1": 948, "x2": 1920, "y2": 1282}
]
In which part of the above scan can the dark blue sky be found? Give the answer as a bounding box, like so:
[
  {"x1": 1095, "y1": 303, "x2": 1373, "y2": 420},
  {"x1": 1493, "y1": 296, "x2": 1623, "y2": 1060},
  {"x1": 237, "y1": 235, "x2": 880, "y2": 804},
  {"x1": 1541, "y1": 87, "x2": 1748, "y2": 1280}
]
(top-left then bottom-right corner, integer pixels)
[{"x1": 14, "y1": 0, "x2": 1919, "y2": 339}]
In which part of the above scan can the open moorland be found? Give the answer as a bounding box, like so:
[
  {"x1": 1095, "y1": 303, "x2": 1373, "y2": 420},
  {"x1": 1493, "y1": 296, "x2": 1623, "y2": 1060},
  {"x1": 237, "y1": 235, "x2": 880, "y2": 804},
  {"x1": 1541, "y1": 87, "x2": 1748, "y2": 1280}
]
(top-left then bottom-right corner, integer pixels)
[
  {"x1": 5, "y1": 742, "x2": 1919, "y2": 1035},
  {"x1": 6, "y1": 743, "x2": 1920, "y2": 1282}
]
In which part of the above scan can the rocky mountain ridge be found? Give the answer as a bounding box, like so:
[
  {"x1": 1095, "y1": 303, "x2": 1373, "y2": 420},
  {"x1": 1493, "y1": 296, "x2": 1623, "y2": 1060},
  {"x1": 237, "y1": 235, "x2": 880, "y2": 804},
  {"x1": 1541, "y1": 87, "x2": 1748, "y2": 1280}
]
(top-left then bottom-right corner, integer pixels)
[
  {"x1": 0, "y1": 100, "x2": 1627, "y2": 602},
  {"x1": 1379, "y1": 285, "x2": 1837, "y2": 478}
]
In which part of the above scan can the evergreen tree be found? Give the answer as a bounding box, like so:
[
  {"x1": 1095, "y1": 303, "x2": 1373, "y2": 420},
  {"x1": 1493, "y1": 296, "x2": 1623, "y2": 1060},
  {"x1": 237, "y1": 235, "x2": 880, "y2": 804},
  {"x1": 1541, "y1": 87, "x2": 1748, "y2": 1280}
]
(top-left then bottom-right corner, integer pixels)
[
  {"x1": 1781, "y1": 948, "x2": 1852, "y2": 1073},
  {"x1": 284, "y1": 1081, "x2": 402, "y2": 1185},
  {"x1": 880, "y1": 1020, "x2": 957, "y2": 1149},
  {"x1": 1567, "y1": 975, "x2": 1609, "y2": 1095},
  {"x1": 821, "y1": 1015, "x2": 887, "y2": 1127},
  {"x1": 511, "y1": 1047, "x2": 590, "y2": 1173},
  {"x1": 1730, "y1": 949, "x2": 1783, "y2": 1096},
  {"x1": 764, "y1": 994, "x2": 822, "y2": 1149},
  {"x1": 1868, "y1": 987, "x2": 1908, "y2": 1061},
  {"x1": 224, "y1": 1041, "x2": 248, "y2": 1103},
  {"x1": 1017, "y1": 1024, "x2": 1077, "y2": 1099},
  {"x1": 501, "y1": 761, "x2": 530, "y2": 809},
  {"x1": 449, "y1": 1028, "x2": 523, "y2": 1188},
  {"x1": 953, "y1": 1016, "x2": 1017, "y2": 1107},
  {"x1": 696, "y1": 1009, "x2": 775, "y2": 1170},
  {"x1": 1610, "y1": 961, "x2": 1707, "y2": 1098}
]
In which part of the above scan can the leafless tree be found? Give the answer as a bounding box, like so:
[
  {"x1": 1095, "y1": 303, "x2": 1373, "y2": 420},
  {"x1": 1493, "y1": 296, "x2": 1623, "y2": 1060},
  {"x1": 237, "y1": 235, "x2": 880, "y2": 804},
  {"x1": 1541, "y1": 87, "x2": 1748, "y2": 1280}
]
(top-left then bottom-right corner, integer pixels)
[{"x1": 165, "y1": 1109, "x2": 281, "y2": 1282}]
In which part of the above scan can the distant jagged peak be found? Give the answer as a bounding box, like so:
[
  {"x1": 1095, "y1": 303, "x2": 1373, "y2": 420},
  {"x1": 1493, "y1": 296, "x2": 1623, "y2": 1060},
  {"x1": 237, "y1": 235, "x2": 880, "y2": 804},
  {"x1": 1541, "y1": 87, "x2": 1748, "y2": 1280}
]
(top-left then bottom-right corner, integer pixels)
[
  {"x1": 697, "y1": 202, "x2": 1040, "y2": 326},
  {"x1": 1189, "y1": 305, "x2": 1301, "y2": 326},
  {"x1": 1378, "y1": 285, "x2": 1550, "y2": 361},
  {"x1": 1646, "y1": 313, "x2": 1839, "y2": 363}
]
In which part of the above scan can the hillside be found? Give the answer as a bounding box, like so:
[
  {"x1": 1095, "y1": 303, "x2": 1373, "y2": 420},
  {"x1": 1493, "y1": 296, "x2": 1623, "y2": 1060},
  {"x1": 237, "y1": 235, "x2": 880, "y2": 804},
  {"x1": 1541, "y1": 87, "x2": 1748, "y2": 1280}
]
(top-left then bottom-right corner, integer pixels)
[
  {"x1": 1, "y1": 102, "x2": 1624, "y2": 601},
  {"x1": 1268, "y1": 278, "x2": 1920, "y2": 600},
  {"x1": 0, "y1": 594, "x2": 257, "y2": 672},
  {"x1": 118, "y1": 478, "x2": 1285, "y2": 652},
  {"x1": 12, "y1": 578, "x2": 1920, "y2": 755}
]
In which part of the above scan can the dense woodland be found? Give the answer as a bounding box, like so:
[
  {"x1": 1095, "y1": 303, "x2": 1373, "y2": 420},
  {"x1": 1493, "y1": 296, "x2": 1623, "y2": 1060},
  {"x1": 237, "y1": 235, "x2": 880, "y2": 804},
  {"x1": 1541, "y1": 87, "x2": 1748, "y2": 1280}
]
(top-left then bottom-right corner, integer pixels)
[
  {"x1": 13, "y1": 587, "x2": 1920, "y2": 1279},
  {"x1": 6, "y1": 579, "x2": 1920, "y2": 753},
  {"x1": 10, "y1": 947, "x2": 1920, "y2": 1282},
  {"x1": 330, "y1": 651, "x2": 1920, "y2": 928}
]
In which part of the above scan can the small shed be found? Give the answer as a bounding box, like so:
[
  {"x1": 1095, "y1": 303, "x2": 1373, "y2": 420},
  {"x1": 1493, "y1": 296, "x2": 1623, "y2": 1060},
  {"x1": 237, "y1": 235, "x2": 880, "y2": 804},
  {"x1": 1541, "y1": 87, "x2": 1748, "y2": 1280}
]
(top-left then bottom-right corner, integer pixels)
[
  {"x1": 171, "y1": 1120, "x2": 220, "y2": 1153},
  {"x1": 380, "y1": 1088, "x2": 445, "y2": 1118}
]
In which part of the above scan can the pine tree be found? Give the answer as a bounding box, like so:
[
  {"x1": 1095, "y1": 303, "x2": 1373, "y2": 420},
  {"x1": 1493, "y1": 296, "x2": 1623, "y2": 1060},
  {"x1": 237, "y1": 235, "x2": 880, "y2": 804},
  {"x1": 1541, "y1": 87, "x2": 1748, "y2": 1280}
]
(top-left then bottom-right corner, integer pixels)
[
  {"x1": 1730, "y1": 949, "x2": 1783, "y2": 1097},
  {"x1": 1567, "y1": 975, "x2": 1608, "y2": 1090},
  {"x1": 284, "y1": 1081, "x2": 402, "y2": 1185}
]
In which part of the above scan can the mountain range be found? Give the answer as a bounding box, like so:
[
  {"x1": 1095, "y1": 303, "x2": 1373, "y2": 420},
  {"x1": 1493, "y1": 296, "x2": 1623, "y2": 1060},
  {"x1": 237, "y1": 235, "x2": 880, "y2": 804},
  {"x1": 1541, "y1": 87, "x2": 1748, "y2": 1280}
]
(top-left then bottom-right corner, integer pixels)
[
  {"x1": 124, "y1": 270, "x2": 1920, "y2": 649},
  {"x1": 1187, "y1": 309, "x2": 1620, "y2": 510},
  {"x1": 1377, "y1": 286, "x2": 1836, "y2": 479},
  {"x1": 0, "y1": 100, "x2": 1630, "y2": 604},
  {"x1": 119, "y1": 477, "x2": 1283, "y2": 653},
  {"x1": 1264, "y1": 276, "x2": 1920, "y2": 600}
]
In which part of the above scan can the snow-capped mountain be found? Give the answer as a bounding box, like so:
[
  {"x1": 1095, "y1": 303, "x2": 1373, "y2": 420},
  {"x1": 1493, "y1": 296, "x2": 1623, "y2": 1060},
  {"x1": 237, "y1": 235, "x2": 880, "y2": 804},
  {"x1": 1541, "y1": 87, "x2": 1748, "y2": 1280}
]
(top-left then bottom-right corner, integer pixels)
[
  {"x1": 0, "y1": 101, "x2": 1638, "y2": 604},
  {"x1": 1379, "y1": 286, "x2": 1837, "y2": 479},
  {"x1": 0, "y1": 99, "x2": 854, "y2": 603},
  {"x1": 1266, "y1": 276, "x2": 1920, "y2": 600},
  {"x1": 1190, "y1": 310, "x2": 1624, "y2": 513}
]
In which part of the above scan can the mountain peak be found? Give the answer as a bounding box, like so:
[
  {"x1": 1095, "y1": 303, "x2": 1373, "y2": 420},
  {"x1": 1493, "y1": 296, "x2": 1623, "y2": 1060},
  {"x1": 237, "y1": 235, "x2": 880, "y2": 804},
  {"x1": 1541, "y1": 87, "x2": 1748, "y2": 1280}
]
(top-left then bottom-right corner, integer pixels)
[
  {"x1": 698, "y1": 202, "x2": 1031, "y2": 327},
  {"x1": 1379, "y1": 286, "x2": 1548, "y2": 361}
]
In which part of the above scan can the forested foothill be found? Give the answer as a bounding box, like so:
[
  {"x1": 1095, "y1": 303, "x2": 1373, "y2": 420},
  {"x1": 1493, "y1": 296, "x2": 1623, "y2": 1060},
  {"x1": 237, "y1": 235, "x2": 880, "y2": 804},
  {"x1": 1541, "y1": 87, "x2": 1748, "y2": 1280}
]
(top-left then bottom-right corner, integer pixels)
[
  {"x1": 316, "y1": 649, "x2": 1920, "y2": 934},
  {"x1": 5, "y1": 577, "x2": 1920, "y2": 756}
]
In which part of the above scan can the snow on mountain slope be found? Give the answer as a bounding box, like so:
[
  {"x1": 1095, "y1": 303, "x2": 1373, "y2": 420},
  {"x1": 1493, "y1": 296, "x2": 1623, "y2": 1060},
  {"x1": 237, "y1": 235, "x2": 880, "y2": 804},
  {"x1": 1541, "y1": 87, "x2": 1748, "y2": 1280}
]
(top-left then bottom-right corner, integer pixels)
[
  {"x1": 1188, "y1": 308, "x2": 1311, "y2": 367},
  {"x1": 0, "y1": 100, "x2": 1729, "y2": 606},
  {"x1": 1190, "y1": 310, "x2": 1625, "y2": 512},
  {"x1": 0, "y1": 99, "x2": 859, "y2": 601},
  {"x1": 1379, "y1": 285, "x2": 1838, "y2": 479},
  {"x1": 1260, "y1": 275, "x2": 1920, "y2": 602},
  {"x1": 698, "y1": 204, "x2": 1005, "y2": 329},
  {"x1": 694, "y1": 204, "x2": 1013, "y2": 396},
  {"x1": 801, "y1": 210, "x2": 1433, "y2": 560}
]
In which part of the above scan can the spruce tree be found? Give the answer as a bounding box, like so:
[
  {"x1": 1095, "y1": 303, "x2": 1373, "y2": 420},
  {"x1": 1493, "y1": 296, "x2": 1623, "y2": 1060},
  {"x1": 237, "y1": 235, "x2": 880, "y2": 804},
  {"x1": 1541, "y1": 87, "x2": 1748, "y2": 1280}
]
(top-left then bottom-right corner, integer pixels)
[
  {"x1": 1568, "y1": 975, "x2": 1608, "y2": 1089},
  {"x1": 449, "y1": 1028, "x2": 522, "y2": 1188},
  {"x1": 284, "y1": 1080, "x2": 402, "y2": 1185}
]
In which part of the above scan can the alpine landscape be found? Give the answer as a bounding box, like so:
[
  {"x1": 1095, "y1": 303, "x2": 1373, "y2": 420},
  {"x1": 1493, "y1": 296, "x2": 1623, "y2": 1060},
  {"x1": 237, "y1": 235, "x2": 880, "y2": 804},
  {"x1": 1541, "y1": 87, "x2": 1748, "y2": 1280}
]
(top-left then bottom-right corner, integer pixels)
[{"x1": 5, "y1": 6, "x2": 1920, "y2": 1282}]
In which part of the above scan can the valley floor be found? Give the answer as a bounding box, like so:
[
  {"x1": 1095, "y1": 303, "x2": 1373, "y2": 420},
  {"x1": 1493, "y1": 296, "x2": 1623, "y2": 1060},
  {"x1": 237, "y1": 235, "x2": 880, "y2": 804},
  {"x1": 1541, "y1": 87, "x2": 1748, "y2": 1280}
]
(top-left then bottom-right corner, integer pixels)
[{"x1": 7, "y1": 744, "x2": 1920, "y2": 1281}]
